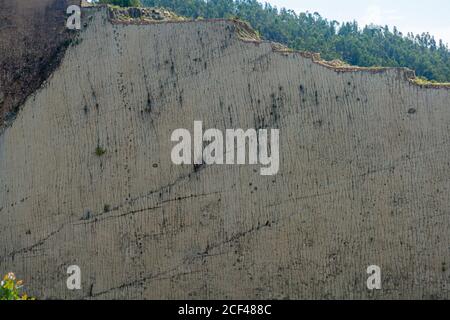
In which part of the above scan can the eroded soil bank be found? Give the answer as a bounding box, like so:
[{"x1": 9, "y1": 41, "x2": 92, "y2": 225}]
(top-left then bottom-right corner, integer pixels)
[{"x1": 0, "y1": 0, "x2": 80, "y2": 126}]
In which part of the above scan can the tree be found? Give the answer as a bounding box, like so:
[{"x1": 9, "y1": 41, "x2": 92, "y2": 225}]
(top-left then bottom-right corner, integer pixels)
[{"x1": 140, "y1": 0, "x2": 450, "y2": 82}]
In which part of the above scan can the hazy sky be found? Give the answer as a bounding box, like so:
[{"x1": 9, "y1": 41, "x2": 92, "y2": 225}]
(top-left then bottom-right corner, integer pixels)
[{"x1": 262, "y1": 0, "x2": 450, "y2": 45}]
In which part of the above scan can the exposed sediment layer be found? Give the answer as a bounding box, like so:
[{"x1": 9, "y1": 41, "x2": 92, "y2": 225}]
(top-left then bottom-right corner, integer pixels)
[{"x1": 0, "y1": 6, "x2": 449, "y2": 299}]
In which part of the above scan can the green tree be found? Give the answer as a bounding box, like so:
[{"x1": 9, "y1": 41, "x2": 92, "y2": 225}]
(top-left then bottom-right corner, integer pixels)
[{"x1": 141, "y1": 0, "x2": 450, "y2": 82}]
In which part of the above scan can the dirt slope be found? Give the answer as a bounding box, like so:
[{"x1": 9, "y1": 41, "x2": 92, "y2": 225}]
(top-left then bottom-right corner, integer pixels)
[{"x1": 0, "y1": 0, "x2": 79, "y2": 125}]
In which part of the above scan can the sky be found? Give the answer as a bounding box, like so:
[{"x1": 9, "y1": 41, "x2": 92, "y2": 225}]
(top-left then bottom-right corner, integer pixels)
[{"x1": 262, "y1": 0, "x2": 450, "y2": 45}]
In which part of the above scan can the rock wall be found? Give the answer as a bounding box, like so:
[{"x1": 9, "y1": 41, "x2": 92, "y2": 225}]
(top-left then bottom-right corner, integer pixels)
[{"x1": 0, "y1": 6, "x2": 449, "y2": 299}]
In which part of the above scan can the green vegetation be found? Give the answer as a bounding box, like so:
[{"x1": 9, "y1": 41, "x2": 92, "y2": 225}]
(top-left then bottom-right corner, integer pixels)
[
  {"x1": 95, "y1": 146, "x2": 107, "y2": 157},
  {"x1": 141, "y1": 0, "x2": 450, "y2": 82},
  {"x1": 411, "y1": 76, "x2": 450, "y2": 86},
  {"x1": 0, "y1": 273, "x2": 34, "y2": 300},
  {"x1": 96, "y1": 0, "x2": 142, "y2": 7}
]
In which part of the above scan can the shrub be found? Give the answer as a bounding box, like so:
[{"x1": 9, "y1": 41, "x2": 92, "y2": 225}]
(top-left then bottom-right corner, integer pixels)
[
  {"x1": 0, "y1": 273, "x2": 35, "y2": 300},
  {"x1": 95, "y1": 146, "x2": 107, "y2": 157},
  {"x1": 97, "y1": 0, "x2": 142, "y2": 7}
]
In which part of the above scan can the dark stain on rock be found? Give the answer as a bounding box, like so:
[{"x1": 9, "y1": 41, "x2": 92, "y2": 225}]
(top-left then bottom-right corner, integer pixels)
[
  {"x1": 408, "y1": 108, "x2": 417, "y2": 114},
  {"x1": 313, "y1": 119, "x2": 323, "y2": 128},
  {"x1": 299, "y1": 85, "x2": 305, "y2": 94}
]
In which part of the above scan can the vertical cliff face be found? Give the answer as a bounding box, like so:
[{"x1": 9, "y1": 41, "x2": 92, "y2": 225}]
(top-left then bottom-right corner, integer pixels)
[{"x1": 0, "y1": 6, "x2": 449, "y2": 299}]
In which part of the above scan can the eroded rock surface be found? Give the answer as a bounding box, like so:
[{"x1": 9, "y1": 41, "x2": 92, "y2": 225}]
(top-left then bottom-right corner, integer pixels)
[{"x1": 0, "y1": 6, "x2": 449, "y2": 299}]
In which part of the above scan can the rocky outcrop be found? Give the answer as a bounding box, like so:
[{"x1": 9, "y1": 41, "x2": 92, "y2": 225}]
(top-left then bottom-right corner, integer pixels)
[
  {"x1": 0, "y1": 6, "x2": 449, "y2": 299},
  {"x1": 0, "y1": 0, "x2": 79, "y2": 126}
]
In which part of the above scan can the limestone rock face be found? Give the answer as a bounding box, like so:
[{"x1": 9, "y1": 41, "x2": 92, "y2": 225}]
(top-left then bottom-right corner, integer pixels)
[{"x1": 0, "y1": 7, "x2": 449, "y2": 299}]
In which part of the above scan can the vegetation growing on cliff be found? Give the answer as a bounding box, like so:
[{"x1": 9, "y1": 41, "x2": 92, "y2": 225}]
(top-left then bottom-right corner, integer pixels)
[
  {"x1": 95, "y1": 146, "x2": 107, "y2": 157},
  {"x1": 0, "y1": 273, "x2": 34, "y2": 300},
  {"x1": 141, "y1": 0, "x2": 450, "y2": 83},
  {"x1": 97, "y1": 0, "x2": 142, "y2": 6}
]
